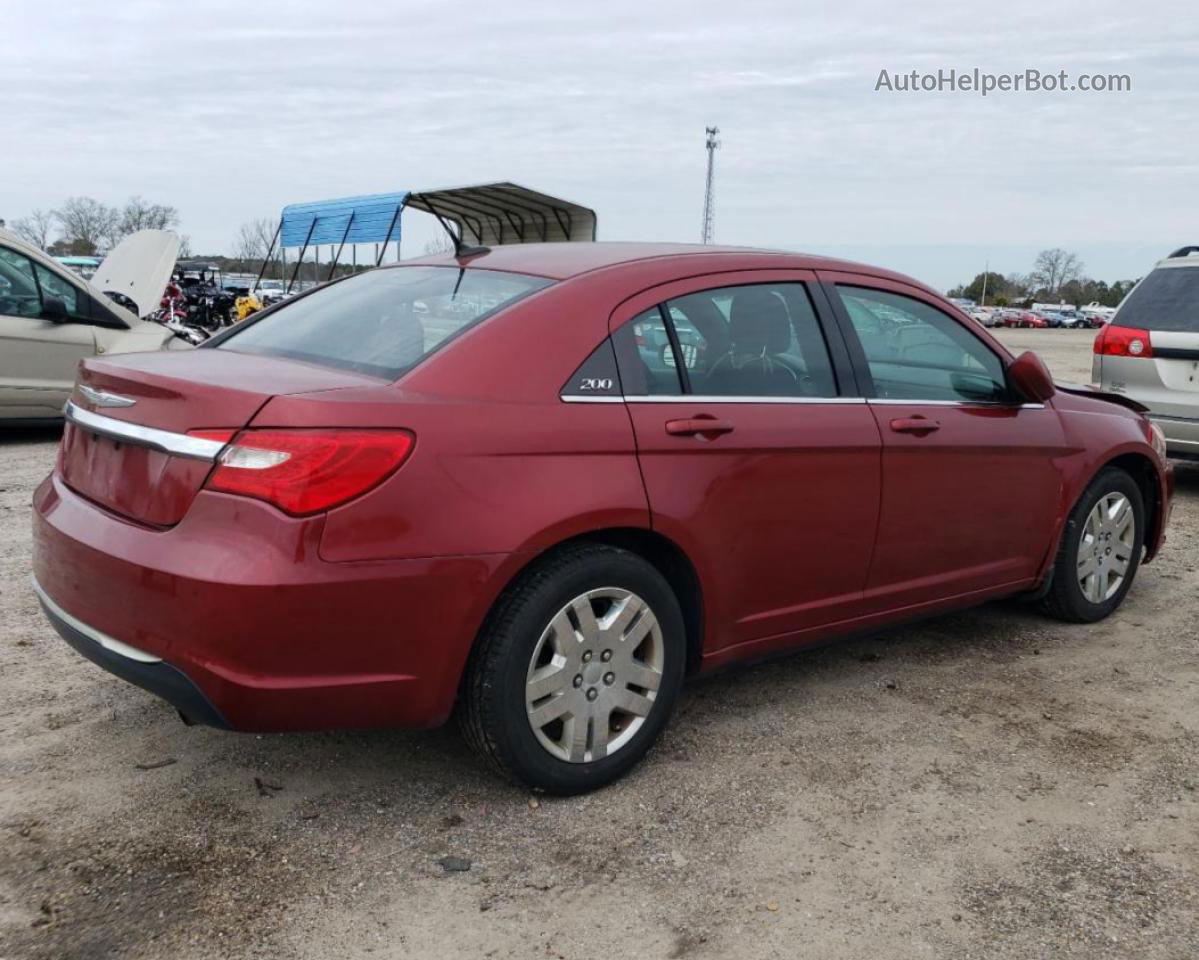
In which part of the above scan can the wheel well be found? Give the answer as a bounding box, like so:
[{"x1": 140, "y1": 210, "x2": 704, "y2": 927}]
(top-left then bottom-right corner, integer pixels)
[
  {"x1": 1103, "y1": 453, "x2": 1161, "y2": 549},
  {"x1": 521, "y1": 528, "x2": 705, "y2": 675}
]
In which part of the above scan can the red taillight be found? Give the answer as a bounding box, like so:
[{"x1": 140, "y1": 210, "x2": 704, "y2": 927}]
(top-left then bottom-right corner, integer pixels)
[
  {"x1": 201, "y1": 429, "x2": 414, "y2": 516},
  {"x1": 1094, "y1": 325, "x2": 1153, "y2": 358}
]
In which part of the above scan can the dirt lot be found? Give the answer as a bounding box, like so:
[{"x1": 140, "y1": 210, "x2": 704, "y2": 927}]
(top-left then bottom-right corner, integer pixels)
[{"x1": 1, "y1": 329, "x2": 1196, "y2": 959}]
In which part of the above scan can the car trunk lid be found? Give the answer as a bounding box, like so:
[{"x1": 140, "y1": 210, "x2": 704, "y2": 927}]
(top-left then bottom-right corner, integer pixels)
[
  {"x1": 1108, "y1": 262, "x2": 1199, "y2": 416},
  {"x1": 1149, "y1": 330, "x2": 1199, "y2": 409},
  {"x1": 61, "y1": 349, "x2": 385, "y2": 526}
]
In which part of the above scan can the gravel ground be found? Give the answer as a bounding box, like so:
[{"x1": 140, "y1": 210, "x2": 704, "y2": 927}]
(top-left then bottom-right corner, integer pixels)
[{"x1": 1, "y1": 329, "x2": 1196, "y2": 959}]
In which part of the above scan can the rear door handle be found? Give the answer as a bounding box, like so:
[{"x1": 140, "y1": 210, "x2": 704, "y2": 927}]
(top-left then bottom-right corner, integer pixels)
[
  {"x1": 889, "y1": 416, "x2": 940, "y2": 436},
  {"x1": 665, "y1": 418, "x2": 735, "y2": 438}
]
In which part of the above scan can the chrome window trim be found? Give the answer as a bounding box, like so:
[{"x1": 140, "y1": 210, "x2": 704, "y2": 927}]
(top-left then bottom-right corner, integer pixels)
[
  {"x1": 867, "y1": 398, "x2": 1045, "y2": 410},
  {"x1": 559, "y1": 393, "x2": 1043, "y2": 409},
  {"x1": 561, "y1": 394, "x2": 865, "y2": 405},
  {"x1": 628, "y1": 395, "x2": 866, "y2": 405},
  {"x1": 64, "y1": 401, "x2": 226, "y2": 461},
  {"x1": 32, "y1": 578, "x2": 163, "y2": 664}
]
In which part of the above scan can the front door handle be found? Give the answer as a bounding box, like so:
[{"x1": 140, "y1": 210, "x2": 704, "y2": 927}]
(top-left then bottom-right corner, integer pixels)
[
  {"x1": 889, "y1": 416, "x2": 940, "y2": 436},
  {"x1": 665, "y1": 417, "x2": 735, "y2": 438}
]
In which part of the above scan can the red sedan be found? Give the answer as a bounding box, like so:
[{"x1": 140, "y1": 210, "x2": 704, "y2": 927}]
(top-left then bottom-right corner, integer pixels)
[
  {"x1": 1001, "y1": 310, "x2": 1048, "y2": 329},
  {"x1": 33, "y1": 244, "x2": 1173, "y2": 793}
]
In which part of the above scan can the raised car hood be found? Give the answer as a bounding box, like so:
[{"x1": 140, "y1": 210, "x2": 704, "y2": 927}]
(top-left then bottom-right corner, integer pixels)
[{"x1": 89, "y1": 230, "x2": 180, "y2": 319}]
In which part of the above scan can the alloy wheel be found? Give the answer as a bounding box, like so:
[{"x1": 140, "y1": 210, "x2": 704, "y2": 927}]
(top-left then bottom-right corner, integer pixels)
[
  {"x1": 525, "y1": 588, "x2": 664, "y2": 763},
  {"x1": 1077, "y1": 492, "x2": 1136, "y2": 603}
]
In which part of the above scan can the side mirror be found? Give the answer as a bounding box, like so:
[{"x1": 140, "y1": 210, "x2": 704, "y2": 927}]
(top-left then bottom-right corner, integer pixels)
[
  {"x1": 1008, "y1": 350, "x2": 1056, "y2": 403},
  {"x1": 41, "y1": 296, "x2": 69, "y2": 322}
]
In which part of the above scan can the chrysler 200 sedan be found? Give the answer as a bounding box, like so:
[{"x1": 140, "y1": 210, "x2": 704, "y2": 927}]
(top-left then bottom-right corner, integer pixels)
[{"x1": 33, "y1": 243, "x2": 1173, "y2": 794}]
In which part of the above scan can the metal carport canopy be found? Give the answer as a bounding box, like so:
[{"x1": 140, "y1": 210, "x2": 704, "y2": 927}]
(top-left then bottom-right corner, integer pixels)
[
  {"x1": 277, "y1": 183, "x2": 596, "y2": 251},
  {"x1": 406, "y1": 182, "x2": 596, "y2": 246},
  {"x1": 279, "y1": 192, "x2": 408, "y2": 249}
]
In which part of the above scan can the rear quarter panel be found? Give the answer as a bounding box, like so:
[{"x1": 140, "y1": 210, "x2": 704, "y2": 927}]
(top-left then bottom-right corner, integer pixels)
[{"x1": 248, "y1": 275, "x2": 653, "y2": 563}]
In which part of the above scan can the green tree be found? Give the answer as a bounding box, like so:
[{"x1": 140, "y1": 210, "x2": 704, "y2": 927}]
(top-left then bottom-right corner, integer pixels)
[{"x1": 961, "y1": 271, "x2": 1009, "y2": 305}]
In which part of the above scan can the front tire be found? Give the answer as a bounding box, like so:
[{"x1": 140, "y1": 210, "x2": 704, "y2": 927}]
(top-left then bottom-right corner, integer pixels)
[
  {"x1": 1040, "y1": 467, "x2": 1145, "y2": 623},
  {"x1": 460, "y1": 544, "x2": 686, "y2": 794}
]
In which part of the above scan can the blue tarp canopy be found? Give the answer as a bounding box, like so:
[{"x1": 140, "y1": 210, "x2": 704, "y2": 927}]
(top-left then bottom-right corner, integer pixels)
[{"x1": 280, "y1": 192, "x2": 408, "y2": 249}]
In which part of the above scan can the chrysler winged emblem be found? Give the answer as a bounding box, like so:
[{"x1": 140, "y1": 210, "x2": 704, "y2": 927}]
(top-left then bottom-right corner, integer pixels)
[{"x1": 78, "y1": 384, "x2": 137, "y2": 408}]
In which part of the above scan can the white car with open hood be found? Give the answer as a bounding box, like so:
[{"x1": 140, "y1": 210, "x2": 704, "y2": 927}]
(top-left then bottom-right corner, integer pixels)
[{"x1": 0, "y1": 228, "x2": 185, "y2": 423}]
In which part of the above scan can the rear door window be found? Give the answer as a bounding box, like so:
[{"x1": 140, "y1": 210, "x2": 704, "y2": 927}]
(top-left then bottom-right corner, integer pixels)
[
  {"x1": 613, "y1": 283, "x2": 838, "y2": 399},
  {"x1": 213, "y1": 265, "x2": 551, "y2": 379},
  {"x1": 668, "y1": 283, "x2": 837, "y2": 397},
  {"x1": 1115, "y1": 266, "x2": 1199, "y2": 332}
]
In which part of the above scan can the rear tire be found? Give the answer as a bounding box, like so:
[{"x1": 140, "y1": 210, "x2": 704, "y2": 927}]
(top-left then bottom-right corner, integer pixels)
[
  {"x1": 460, "y1": 543, "x2": 686, "y2": 794},
  {"x1": 1040, "y1": 467, "x2": 1145, "y2": 623}
]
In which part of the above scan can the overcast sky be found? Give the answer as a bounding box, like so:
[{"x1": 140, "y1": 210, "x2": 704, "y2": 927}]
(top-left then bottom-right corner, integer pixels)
[{"x1": 5, "y1": 0, "x2": 1198, "y2": 289}]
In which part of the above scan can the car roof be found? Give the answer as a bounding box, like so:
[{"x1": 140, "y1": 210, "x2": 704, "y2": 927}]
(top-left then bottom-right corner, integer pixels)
[
  {"x1": 1154, "y1": 256, "x2": 1199, "y2": 270},
  {"x1": 399, "y1": 241, "x2": 939, "y2": 293}
]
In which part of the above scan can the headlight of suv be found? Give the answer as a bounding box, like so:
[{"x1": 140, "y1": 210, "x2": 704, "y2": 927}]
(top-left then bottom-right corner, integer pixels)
[{"x1": 1148, "y1": 421, "x2": 1168, "y2": 460}]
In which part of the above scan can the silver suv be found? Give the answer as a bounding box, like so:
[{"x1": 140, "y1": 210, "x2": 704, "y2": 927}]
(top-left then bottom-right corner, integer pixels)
[{"x1": 1094, "y1": 246, "x2": 1199, "y2": 460}]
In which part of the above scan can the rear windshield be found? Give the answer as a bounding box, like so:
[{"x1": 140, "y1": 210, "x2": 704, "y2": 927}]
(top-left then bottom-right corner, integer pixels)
[
  {"x1": 1115, "y1": 265, "x2": 1199, "y2": 332},
  {"x1": 213, "y1": 265, "x2": 551, "y2": 379}
]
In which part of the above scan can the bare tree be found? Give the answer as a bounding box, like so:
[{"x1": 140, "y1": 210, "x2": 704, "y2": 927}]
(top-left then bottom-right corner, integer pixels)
[
  {"x1": 1030, "y1": 249, "x2": 1083, "y2": 295},
  {"x1": 118, "y1": 196, "x2": 180, "y2": 237},
  {"x1": 1005, "y1": 272, "x2": 1029, "y2": 293},
  {"x1": 54, "y1": 196, "x2": 120, "y2": 255},
  {"x1": 12, "y1": 209, "x2": 56, "y2": 249},
  {"x1": 423, "y1": 234, "x2": 455, "y2": 255},
  {"x1": 232, "y1": 218, "x2": 279, "y2": 274},
  {"x1": 178, "y1": 235, "x2": 193, "y2": 258}
]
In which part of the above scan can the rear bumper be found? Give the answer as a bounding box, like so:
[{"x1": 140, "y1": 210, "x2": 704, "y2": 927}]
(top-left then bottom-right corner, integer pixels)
[
  {"x1": 35, "y1": 580, "x2": 230, "y2": 728},
  {"x1": 32, "y1": 474, "x2": 510, "y2": 732},
  {"x1": 1148, "y1": 414, "x2": 1199, "y2": 460}
]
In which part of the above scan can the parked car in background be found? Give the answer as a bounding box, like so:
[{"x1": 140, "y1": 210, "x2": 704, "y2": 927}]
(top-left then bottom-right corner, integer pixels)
[
  {"x1": 254, "y1": 279, "x2": 290, "y2": 306},
  {"x1": 1084, "y1": 301, "x2": 1118, "y2": 322},
  {"x1": 1054, "y1": 310, "x2": 1085, "y2": 328},
  {"x1": 1000, "y1": 310, "x2": 1047, "y2": 329},
  {"x1": 33, "y1": 243, "x2": 1172, "y2": 793},
  {"x1": 1093, "y1": 246, "x2": 1199, "y2": 460},
  {"x1": 0, "y1": 229, "x2": 184, "y2": 422},
  {"x1": 632, "y1": 309, "x2": 707, "y2": 383}
]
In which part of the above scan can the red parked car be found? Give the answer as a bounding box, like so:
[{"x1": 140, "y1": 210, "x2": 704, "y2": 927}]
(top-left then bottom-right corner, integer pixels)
[
  {"x1": 1001, "y1": 310, "x2": 1048, "y2": 329},
  {"x1": 33, "y1": 244, "x2": 1173, "y2": 793}
]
